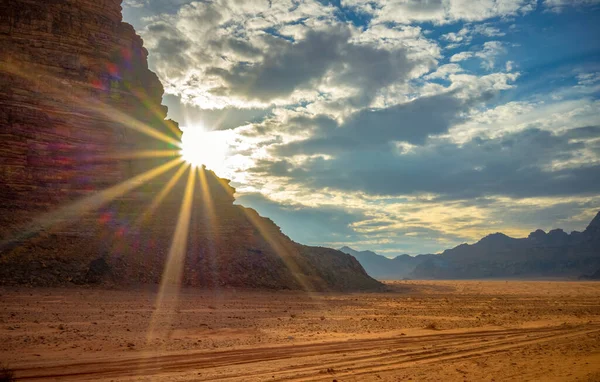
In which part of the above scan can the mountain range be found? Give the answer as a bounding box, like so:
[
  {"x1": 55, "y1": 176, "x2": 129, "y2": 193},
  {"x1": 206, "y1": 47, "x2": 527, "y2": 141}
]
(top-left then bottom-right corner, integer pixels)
[{"x1": 341, "y1": 211, "x2": 600, "y2": 280}]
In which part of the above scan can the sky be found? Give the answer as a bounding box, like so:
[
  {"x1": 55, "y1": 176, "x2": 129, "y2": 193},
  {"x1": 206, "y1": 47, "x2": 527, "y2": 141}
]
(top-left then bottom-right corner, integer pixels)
[{"x1": 122, "y1": 0, "x2": 600, "y2": 256}]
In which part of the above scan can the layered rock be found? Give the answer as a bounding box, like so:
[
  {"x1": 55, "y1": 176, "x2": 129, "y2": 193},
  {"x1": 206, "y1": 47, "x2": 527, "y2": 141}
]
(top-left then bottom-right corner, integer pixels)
[
  {"x1": 0, "y1": 0, "x2": 382, "y2": 291},
  {"x1": 0, "y1": 0, "x2": 176, "y2": 235}
]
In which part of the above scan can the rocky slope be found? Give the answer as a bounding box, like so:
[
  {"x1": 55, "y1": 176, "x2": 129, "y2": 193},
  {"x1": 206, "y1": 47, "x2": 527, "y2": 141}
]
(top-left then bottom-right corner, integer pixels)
[{"x1": 0, "y1": 0, "x2": 382, "y2": 291}]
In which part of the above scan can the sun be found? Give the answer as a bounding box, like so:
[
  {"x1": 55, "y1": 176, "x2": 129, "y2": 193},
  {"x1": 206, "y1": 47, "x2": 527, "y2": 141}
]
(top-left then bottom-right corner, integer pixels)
[{"x1": 179, "y1": 126, "x2": 230, "y2": 173}]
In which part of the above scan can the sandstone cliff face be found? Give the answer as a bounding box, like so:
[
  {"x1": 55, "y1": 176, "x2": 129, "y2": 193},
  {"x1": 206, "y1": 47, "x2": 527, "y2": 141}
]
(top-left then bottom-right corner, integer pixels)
[
  {"x1": 0, "y1": 0, "x2": 176, "y2": 235},
  {"x1": 0, "y1": 0, "x2": 382, "y2": 291}
]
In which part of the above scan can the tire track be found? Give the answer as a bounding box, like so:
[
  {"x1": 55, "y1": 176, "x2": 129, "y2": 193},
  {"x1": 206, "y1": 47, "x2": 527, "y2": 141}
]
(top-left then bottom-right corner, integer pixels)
[
  {"x1": 13, "y1": 324, "x2": 600, "y2": 381},
  {"x1": 297, "y1": 325, "x2": 600, "y2": 382}
]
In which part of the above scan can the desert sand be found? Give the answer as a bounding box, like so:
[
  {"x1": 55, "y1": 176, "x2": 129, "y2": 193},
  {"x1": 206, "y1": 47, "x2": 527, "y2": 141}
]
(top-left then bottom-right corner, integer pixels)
[{"x1": 1, "y1": 281, "x2": 599, "y2": 381}]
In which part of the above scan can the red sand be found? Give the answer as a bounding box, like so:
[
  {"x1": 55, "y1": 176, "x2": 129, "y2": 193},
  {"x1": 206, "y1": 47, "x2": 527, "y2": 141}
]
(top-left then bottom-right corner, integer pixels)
[{"x1": 1, "y1": 281, "x2": 599, "y2": 381}]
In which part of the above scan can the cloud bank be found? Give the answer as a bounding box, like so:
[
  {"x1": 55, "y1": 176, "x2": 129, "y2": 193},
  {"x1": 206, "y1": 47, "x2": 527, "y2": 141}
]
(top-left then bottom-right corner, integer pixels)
[{"x1": 123, "y1": 0, "x2": 600, "y2": 254}]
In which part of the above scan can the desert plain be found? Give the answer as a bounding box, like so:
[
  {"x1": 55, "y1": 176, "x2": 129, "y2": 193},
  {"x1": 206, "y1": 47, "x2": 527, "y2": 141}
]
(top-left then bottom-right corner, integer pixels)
[{"x1": 1, "y1": 281, "x2": 599, "y2": 381}]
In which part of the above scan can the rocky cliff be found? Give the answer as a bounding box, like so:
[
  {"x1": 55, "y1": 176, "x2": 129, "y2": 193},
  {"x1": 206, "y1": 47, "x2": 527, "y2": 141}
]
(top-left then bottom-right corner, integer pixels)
[
  {"x1": 0, "y1": 0, "x2": 175, "y2": 235},
  {"x1": 0, "y1": 0, "x2": 382, "y2": 291}
]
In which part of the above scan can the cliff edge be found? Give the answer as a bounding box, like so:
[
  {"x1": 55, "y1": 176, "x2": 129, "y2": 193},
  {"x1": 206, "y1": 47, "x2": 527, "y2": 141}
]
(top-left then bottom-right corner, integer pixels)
[{"x1": 0, "y1": 0, "x2": 382, "y2": 291}]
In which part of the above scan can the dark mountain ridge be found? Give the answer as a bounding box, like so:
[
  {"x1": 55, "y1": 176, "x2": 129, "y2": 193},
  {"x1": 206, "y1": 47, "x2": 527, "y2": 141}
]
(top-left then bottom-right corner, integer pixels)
[
  {"x1": 339, "y1": 246, "x2": 434, "y2": 279},
  {"x1": 343, "y1": 211, "x2": 600, "y2": 280}
]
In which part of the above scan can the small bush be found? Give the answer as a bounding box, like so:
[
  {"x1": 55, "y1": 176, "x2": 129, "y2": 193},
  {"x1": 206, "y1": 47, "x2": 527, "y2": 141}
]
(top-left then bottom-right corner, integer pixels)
[
  {"x1": 424, "y1": 322, "x2": 439, "y2": 330},
  {"x1": 0, "y1": 364, "x2": 15, "y2": 382}
]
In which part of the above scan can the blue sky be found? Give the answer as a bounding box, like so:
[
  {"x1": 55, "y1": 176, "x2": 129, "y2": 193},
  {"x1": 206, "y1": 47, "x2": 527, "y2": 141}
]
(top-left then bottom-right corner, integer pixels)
[{"x1": 123, "y1": 0, "x2": 600, "y2": 256}]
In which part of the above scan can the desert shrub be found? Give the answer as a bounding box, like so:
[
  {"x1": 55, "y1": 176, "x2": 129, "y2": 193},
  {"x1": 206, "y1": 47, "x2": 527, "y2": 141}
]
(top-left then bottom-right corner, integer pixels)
[
  {"x1": 0, "y1": 364, "x2": 15, "y2": 382},
  {"x1": 85, "y1": 257, "x2": 111, "y2": 283},
  {"x1": 424, "y1": 322, "x2": 439, "y2": 330}
]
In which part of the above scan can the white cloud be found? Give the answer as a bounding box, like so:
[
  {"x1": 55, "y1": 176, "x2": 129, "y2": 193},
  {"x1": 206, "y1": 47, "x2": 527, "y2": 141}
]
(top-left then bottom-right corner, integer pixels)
[
  {"x1": 441, "y1": 23, "x2": 506, "y2": 48},
  {"x1": 342, "y1": 0, "x2": 536, "y2": 24},
  {"x1": 449, "y1": 41, "x2": 506, "y2": 69},
  {"x1": 449, "y1": 98, "x2": 600, "y2": 142},
  {"x1": 121, "y1": 0, "x2": 600, "y2": 255},
  {"x1": 475, "y1": 41, "x2": 507, "y2": 69},
  {"x1": 544, "y1": 0, "x2": 600, "y2": 12},
  {"x1": 577, "y1": 72, "x2": 600, "y2": 86},
  {"x1": 138, "y1": 0, "x2": 446, "y2": 115},
  {"x1": 424, "y1": 63, "x2": 465, "y2": 79},
  {"x1": 506, "y1": 60, "x2": 515, "y2": 71},
  {"x1": 450, "y1": 51, "x2": 474, "y2": 62},
  {"x1": 123, "y1": 0, "x2": 147, "y2": 8}
]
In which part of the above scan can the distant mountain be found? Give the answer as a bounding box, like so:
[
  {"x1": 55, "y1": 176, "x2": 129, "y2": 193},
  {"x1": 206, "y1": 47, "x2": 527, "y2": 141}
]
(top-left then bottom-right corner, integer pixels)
[
  {"x1": 343, "y1": 211, "x2": 600, "y2": 280},
  {"x1": 579, "y1": 268, "x2": 600, "y2": 280},
  {"x1": 339, "y1": 246, "x2": 433, "y2": 280},
  {"x1": 411, "y1": 211, "x2": 600, "y2": 279}
]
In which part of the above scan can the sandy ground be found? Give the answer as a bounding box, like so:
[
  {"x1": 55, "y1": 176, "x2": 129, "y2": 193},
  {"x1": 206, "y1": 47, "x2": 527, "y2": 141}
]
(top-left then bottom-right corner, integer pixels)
[{"x1": 1, "y1": 281, "x2": 599, "y2": 381}]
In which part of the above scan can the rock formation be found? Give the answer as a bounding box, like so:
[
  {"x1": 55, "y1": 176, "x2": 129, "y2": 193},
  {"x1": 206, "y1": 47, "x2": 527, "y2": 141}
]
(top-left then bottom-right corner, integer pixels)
[
  {"x1": 410, "y1": 211, "x2": 600, "y2": 279},
  {"x1": 0, "y1": 0, "x2": 382, "y2": 291},
  {"x1": 343, "y1": 211, "x2": 600, "y2": 280}
]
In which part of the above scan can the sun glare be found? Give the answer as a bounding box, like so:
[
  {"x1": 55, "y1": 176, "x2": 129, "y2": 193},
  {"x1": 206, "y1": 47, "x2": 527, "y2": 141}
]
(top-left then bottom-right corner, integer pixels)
[{"x1": 180, "y1": 127, "x2": 230, "y2": 173}]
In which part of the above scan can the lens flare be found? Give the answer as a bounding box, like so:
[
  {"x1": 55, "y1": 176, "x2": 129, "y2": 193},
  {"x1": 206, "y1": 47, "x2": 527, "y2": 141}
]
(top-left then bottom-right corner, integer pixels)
[{"x1": 180, "y1": 127, "x2": 229, "y2": 174}]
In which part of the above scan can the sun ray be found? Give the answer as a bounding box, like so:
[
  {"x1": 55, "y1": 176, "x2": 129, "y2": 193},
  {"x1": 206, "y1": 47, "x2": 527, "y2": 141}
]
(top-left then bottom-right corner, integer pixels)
[
  {"x1": 1, "y1": 61, "x2": 181, "y2": 148},
  {"x1": 146, "y1": 166, "x2": 196, "y2": 343},
  {"x1": 86, "y1": 149, "x2": 181, "y2": 162},
  {"x1": 134, "y1": 162, "x2": 190, "y2": 227},
  {"x1": 197, "y1": 167, "x2": 218, "y2": 228},
  {"x1": 197, "y1": 171, "x2": 315, "y2": 290},
  {"x1": 180, "y1": 128, "x2": 229, "y2": 172},
  {"x1": 0, "y1": 157, "x2": 183, "y2": 251},
  {"x1": 127, "y1": 86, "x2": 183, "y2": 140},
  {"x1": 240, "y1": 207, "x2": 315, "y2": 292},
  {"x1": 86, "y1": 100, "x2": 182, "y2": 147},
  {"x1": 197, "y1": 166, "x2": 222, "y2": 288}
]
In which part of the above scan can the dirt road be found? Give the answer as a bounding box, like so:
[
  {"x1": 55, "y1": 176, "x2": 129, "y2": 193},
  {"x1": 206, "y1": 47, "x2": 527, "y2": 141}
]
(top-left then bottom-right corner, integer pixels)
[{"x1": 2, "y1": 281, "x2": 599, "y2": 381}]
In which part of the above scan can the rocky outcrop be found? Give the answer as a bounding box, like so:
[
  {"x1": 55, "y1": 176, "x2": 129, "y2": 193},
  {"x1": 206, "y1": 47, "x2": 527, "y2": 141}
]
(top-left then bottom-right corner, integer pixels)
[
  {"x1": 0, "y1": 0, "x2": 382, "y2": 291},
  {"x1": 0, "y1": 0, "x2": 176, "y2": 236}
]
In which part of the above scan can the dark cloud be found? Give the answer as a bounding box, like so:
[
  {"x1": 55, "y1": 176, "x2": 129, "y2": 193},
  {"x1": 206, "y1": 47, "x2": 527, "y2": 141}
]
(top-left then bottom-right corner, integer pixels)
[
  {"x1": 203, "y1": 25, "x2": 419, "y2": 103},
  {"x1": 255, "y1": 126, "x2": 600, "y2": 199},
  {"x1": 562, "y1": 125, "x2": 600, "y2": 139},
  {"x1": 223, "y1": 38, "x2": 263, "y2": 58},
  {"x1": 206, "y1": 27, "x2": 351, "y2": 101},
  {"x1": 333, "y1": 42, "x2": 415, "y2": 105},
  {"x1": 276, "y1": 92, "x2": 466, "y2": 156},
  {"x1": 237, "y1": 114, "x2": 338, "y2": 141},
  {"x1": 405, "y1": 0, "x2": 444, "y2": 13},
  {"x1": 143, "y1": 21, "x2": 192, "y2": 77}
]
